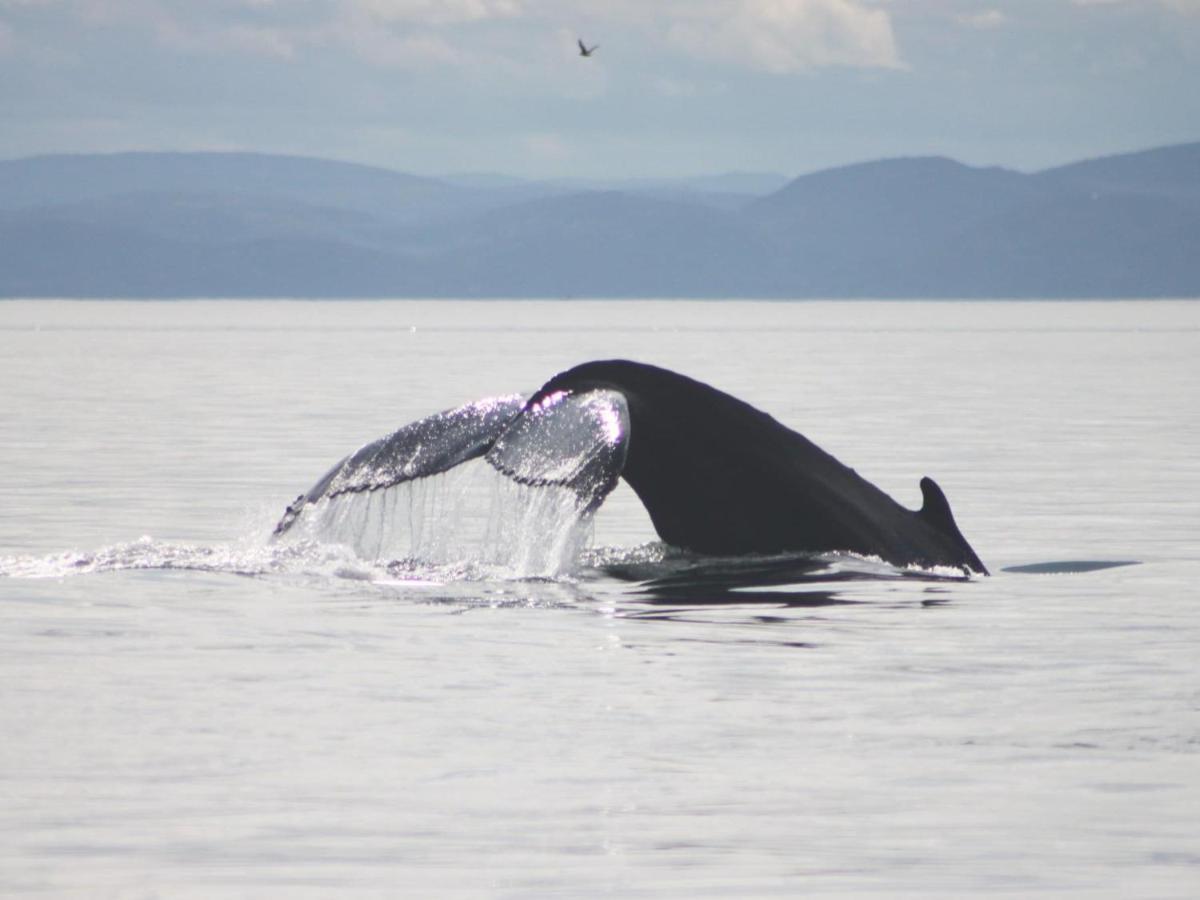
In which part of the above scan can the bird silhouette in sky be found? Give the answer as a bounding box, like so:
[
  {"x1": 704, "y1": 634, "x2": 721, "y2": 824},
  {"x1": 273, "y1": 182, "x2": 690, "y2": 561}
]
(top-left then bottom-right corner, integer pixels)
[{"x1": 577, "y1": 39, "x2": 598, "y2": 58}]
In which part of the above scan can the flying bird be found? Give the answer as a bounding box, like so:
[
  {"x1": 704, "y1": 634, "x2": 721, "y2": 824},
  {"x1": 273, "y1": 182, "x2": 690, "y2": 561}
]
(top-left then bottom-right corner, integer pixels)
[{"x1": 577, "y1": 39, "x2": 598, "y2": 58}]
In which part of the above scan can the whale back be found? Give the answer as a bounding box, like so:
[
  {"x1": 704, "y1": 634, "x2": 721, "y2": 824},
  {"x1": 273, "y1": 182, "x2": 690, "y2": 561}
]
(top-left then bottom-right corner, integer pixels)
[{"x1": 534, "y1": 359, "x2": 988, "y2": 574}]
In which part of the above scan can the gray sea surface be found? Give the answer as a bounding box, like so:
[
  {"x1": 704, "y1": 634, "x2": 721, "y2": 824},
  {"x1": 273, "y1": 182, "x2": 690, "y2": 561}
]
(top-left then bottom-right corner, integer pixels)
[{"x1": 1, "y1": 299, "x2": 1198, "y2": 898}]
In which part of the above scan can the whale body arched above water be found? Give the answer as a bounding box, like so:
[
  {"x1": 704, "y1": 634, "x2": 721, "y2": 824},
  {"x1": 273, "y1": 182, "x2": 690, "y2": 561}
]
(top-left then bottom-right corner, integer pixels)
[{"x1": 274, "y1": 360, "x2": 988, "y2": 575}]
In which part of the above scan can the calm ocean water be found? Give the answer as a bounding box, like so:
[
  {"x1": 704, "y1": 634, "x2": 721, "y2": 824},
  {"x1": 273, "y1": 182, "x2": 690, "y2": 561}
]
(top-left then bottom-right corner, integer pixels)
[{"x1": 1, "y1": 299, "x2": 1198, "y2": 898}]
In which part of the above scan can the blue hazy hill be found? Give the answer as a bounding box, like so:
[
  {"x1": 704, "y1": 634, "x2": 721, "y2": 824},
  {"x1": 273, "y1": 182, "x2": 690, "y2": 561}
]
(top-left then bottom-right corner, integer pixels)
[
  {"x1": 0, "y1": 144, "x2": 1196, "y2": 297},
  {"x1": 0, "y1": 152, "x2": 457, "y2": 221}
]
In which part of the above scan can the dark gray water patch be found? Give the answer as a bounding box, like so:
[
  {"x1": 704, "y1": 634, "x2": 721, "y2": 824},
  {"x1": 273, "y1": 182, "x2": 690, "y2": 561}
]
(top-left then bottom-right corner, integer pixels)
[
  {"x1": 1002, "y1": 560, "x2": 1141, "y2": 574},
  {"x1": 599, "y1": 550, "x2": 969, "y2": 607}
]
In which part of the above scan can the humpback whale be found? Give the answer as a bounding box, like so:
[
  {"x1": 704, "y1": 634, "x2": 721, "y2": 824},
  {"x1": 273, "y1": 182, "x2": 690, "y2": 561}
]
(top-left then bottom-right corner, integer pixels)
[{"x1": 274, "y1": 360, "x2": 987, "y2": 575}]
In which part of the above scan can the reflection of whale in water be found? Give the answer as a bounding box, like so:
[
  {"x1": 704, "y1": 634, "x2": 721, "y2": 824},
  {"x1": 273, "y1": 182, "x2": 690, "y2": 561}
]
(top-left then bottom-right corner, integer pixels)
[
  {"x1": 596, "y1": 550, "x2": 971, "y2": 612},
  {"x1": 274, "y1": 360, "x2": 988, "y2": 575}
]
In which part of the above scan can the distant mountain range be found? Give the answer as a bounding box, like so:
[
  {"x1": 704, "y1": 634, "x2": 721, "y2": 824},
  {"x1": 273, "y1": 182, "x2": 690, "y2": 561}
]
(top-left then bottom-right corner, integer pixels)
[{"x1": 1, "y1": 144, "x2": 1197, "y2": 298}]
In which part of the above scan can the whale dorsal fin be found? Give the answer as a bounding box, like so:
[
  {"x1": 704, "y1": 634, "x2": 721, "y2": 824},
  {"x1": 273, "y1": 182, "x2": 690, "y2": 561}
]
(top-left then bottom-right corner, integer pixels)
[
  {"x1": 917, "y1": 476, "x2": 958, "y2": 536},
  {"x1": 917, "y1": 476, "x2": 988, "y2": 574}
]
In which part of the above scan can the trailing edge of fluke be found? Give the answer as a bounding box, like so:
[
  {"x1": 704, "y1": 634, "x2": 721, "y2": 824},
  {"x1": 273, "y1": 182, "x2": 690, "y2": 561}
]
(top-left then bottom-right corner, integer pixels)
[{"x1": 274, "y1": 360, "x2": 988, "y2": 575}]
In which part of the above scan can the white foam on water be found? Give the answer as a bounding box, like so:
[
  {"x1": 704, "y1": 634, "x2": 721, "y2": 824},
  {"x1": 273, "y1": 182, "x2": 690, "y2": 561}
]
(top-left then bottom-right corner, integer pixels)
[
  {"x1": 0, "y1": 534, "x2": 378, "y2": 581},
  {"x1": 0, "y1": 463, "x2": 598, "y2": 583}
]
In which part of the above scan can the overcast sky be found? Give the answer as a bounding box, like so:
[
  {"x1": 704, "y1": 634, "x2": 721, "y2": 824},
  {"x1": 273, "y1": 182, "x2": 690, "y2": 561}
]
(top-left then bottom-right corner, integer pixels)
[{"x1": 2, "y1": 0, "x2": 1198, "y2": 178}]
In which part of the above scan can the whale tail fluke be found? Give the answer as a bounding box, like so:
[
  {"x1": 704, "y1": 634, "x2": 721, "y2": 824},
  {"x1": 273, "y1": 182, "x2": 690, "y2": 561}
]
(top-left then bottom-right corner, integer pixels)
[{"x1": 273, "y1": 360, "x2": 988, "y2": 575}]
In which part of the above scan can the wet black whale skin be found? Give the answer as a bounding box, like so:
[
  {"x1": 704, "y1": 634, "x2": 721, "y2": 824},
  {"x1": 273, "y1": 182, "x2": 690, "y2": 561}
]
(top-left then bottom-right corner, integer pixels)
[{"x1": 532, "y1": 360, "x2": 988, "y2": 575}]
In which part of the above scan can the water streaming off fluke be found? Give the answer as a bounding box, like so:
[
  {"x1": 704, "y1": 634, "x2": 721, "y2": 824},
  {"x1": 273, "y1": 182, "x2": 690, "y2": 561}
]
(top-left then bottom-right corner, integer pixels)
[{"x1": 272, "y1": 390, "x2": 631, "y2": 577}]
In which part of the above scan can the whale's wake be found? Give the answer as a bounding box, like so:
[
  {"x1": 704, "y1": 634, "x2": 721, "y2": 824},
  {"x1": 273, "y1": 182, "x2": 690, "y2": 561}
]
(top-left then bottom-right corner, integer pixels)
[{"x1": 1, "y1": 459, "x2": 614, "y2": 583}]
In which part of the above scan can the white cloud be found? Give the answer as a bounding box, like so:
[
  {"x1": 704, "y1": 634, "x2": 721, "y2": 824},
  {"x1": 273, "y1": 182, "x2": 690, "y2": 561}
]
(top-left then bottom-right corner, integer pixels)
[
  {"x1": 956, "y1": 10, "x2": 1007, "y2": 29},
  {"x1": 338, "y1": 25, "x2": 466, "y2": 68},
  {"x1": 522, "y1": 131, "x2": 570, "y2": 160},
  {"x1": 666, "y1": 0, "x2": 901, "y2": 73},
  {"x1": 225, "y1": 24, "x2": 299, "y2": 59},
  {"x1": 1, "y1": 0, "x2": 904, "y2": 74},
  {"x1": 352, "y1": 0, "x2": 522, "y2": 25},
  {"x1": 1071, "y1": 0, "x2": 1200, "y2": 11},
  {"x1": 653, "y1": 77, "x2": 699, "y2": 97},
  {"x1": 146, "y1": 12, "x2": 310, "y2": 61}
]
